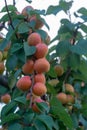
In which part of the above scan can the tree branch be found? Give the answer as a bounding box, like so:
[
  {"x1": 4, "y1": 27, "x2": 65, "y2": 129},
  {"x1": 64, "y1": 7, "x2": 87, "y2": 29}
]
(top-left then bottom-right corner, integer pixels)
[
  {"x1": 13, "y1": 0, "x2": 16, "y2": 6},
  {"x1": 4, "y1": 0, "x2": 18, "y2": 39}
]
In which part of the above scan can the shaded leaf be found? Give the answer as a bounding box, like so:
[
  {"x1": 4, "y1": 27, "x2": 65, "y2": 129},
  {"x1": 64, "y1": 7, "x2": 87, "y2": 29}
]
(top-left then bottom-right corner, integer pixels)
[
  {"x1": 8, "y1": 123, "x2": 23, "y2": 130},
  {"x1": 50, "y1": 97, "x2": 74, "y2": 129},
  {"x1": 24, "y1": 42, "x2": 36, "y2": 56}
]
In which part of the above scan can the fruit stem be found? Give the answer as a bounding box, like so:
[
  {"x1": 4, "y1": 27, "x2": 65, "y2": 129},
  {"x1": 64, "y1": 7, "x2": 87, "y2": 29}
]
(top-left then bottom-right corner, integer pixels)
[{"x1": 29, "y1": 72, "x2": 35, "y2": 108}]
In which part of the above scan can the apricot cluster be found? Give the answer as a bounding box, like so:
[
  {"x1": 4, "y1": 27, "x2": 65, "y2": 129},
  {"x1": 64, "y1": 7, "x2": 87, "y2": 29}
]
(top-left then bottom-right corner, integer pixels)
[
  {"x1": 56, "y1": 83, "x2": 75, "y2": 105},
  {"x1": 16, "y1": 6, "x2": 50, "y2": 112}
]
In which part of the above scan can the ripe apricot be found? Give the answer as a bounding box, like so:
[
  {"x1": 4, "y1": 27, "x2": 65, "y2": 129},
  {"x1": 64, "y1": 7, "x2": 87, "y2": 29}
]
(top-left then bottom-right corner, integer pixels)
[
  {"x1": 32, "y1": 97, "x2": 44, "y2": 113},
  {"x1": 0, "y1": 62, "x2": 5, "y2": 74},
  {"x1": 21, "y1": 6, "x2": 33, "y2": 19},
  {"x1": 16, "y1": 76, "x2": 31, "y2": 91},
  {"x1": 67, "y1": 95, "x2": 75, "y2": 104},
  {"x1": 27, "y1": 32, "x2": 41, "y2": 46},
  {"x1": 0, "y1": 51, "x2": 3, "y2": 62},
  {"x1": 65, "y1": 83, "x2": 74, "y2": 93},
  {"x1": 33, "y1": 82, "x2": 47, "y2": 96},
  {"x1": 34, "y1": 58, "x2": 50, "y2": 73},
  {"x1": 34, "y1": 43, "x2": 48, "y2": 59},
  {"x1": 56, "y1": 92, "x2": 67, "y2": 104},
  {"x1": 22, "y1": 59, "x2": 34, "y2": 74},
  {"x1": 54, "y1": 65, "x2": 64, "y2": 77},
  {"x1": 30, "y1": 15, "x2": 44, "y2": 29},
  {"x1": 1, "y1": 93, "x2": 11, "y2": 104},
  {"x1": 34, "y1": 73, "x2": 46, "y2": 84}
]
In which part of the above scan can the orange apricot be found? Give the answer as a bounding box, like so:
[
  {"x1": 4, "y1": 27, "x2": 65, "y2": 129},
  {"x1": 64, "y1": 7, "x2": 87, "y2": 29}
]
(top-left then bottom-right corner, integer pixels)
[
  {"x1": 16, "y1": 76, "x2": 31, "y2": 91},
  {"x1": 32, "y1": 97, "x2": 44, "y2": 113},
  {"x1": 34, "y1": 73, "x2": 46, "y2": 84},
  {"x1": 65, "y1": 83, "x2": 74, "y2": 93},
  {"x1": 1, "y1": 93, "x2": 11, "y2": 104},
  {"x1": 33, "y1": 82, "x2": 47, "y2": 96},
  {"x1": 22, "y1": 59, "x2": 34, "y2": 74},
  {"x1": 67, "y1": 95, "x2": 75, "y2": 104},
  {"x1": 21, "y1": 6, "x2": 33, "y2": 18},
  {"x1": 56, "y1": 92, "x2": 67, "y2": 104},
  {"x1": 27, "y1": 32, "x2": 41, "y2": 46},
  {"x1": 34, "y1": 58, "x2": 50, "y2": 73},
  {"x1": 34, "y1": 43, "x2": 48, "y2": 59},
  {"x1": 54, "y1": 65, "x2": 64, "y2": 77}
]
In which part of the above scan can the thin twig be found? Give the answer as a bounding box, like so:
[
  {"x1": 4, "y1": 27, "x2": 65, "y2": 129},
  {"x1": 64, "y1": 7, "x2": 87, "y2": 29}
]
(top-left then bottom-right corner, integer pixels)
[
  {"x1": 13, "y1": 0, "x2": 16, "y2": 6},
  {"x1": 4, "y1": 0, "x2": 18, "y2": 39},
  {"x1": 29, "y1": 72, "x2": 35, "y2": 108},
  {"x1": 4, "y1": 0, "x2": 15, "y2": 30}
]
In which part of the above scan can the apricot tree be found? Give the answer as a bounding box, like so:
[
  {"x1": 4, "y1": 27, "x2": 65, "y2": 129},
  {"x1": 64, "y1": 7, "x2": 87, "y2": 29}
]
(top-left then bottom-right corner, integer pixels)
[{"x1": 0, "y1": 0, "x2": 87, "y2": 130}]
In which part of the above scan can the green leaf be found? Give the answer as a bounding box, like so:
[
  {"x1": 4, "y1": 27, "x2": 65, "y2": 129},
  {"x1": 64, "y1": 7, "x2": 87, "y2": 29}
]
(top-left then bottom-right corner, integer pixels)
[
  {"x1": 1, "y1": 5, "x2": 17, "y2": 12},
  {"x1": 1, "y1": 113, "x2": 21, "y2": 125},
  {"x1": 18, "y1": 22, "x2": 29, "y2": 33},
  {"x1": 56, "y1": 41, "x2": 70, "y2": 58},
  {"x1": 0, "y1": 39, "x2": 10, "y2": 51},
  {"x1": 36, "y1": 102, "x2": 50, "y2": 113},
  {"x1": 47, "y1": 66, "x2": 57, "y2": 78},
  {"x1": 14, "y1": 96, "x2": 27, "y2": 105},
  {"x1": 69, "y1": 40, "x2": 87, "y2": 56},
  {"x1": 50, "y1": 97, "x2": 74, "y2": 129},
  {"x1": 8, "y1": 74, "x2": 16, "y2": 90},
  {"x1": 8, "y1": 123, "x2": 23, "y2": 130},
  {"x1": 10, "y1": 43, "x2": 23, "y2": 53},
  {"x1": 46, "y1": 5, "x2": 62, "y2": 15},
  {"x1": 6, "y1": 54, "x2": 18, "y2": 71},
  {"x1": 80, "y1": 24, "x2": 87, "y2": 33},
  {"x1": 59, "y1": 0, "x2": 73, "y2": 13},
  {"x1": 1, "y1": 101, "x2": 17, "y2": 117},
  {"x1": 34, "y1": 119, "x2": 46, "y2": 130},
  {"x1": 24, "y1": 42, "x2": 36, "y2": 56},
  {"x1": 66, "y1": 53, "x2": 80, "y2": 70},
  {"x1": 77, "y1": 7, "x2": 87, "y2": 15},
  {"x1": 36, "y1": 114, "x2": 55, "y2": 130}
]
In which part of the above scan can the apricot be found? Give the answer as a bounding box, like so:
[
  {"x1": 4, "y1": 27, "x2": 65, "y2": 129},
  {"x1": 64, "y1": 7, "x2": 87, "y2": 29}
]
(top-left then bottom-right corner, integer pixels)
[
  {"x1": 34, "y1": 73, "x2": 46, "y2": 84},
  {"x1": 56, "y1": 92, "x2": 67, "y2": 104},
  {"x1": 22, "y1": 59, "x2": 34, "y2": 74},
  {"x1": 34, "y1": 43, "x2": 48, "y2": 59},
  {"x1": 54, "y1": 65, "x2": 64, "y2": 77},
  {"x1": 32, "y1": 82, "x2": 47, "y2": 96},
  {"x1": 48, "y1": 79, "x2": 59, "y2": 86},
  {"x1": 0, "y1": 51, "x2": 3, "y2": 61},
  {"x1": 0, "y1": 62, "x2": 5, "y2": 74},
  {"x1": 1, "y1": 93, "x2": 11, "y2": 104},
  {"x1": 27, "y1": 32, "x2": 41, "y2": 46},
  {"x1": 21, "y1": 6, "x2": 33, "y2": 19},
  {"x1": 67, "y1": 95, "x2": 75, "y2": 104},
  {"x1": 30, "y1": 15, "x2": 44, "y2": 29},
  {"x1": 32, "y1": 97, "x2": 44, "y2": 113},
  {"x1": 34, "y1": 58, "x2": 50, "y2": 73},
  {"x1": 65, "y1": 83, "x2": 74, "y2": 93},
  {"x1": 16, "y1": 76, "x2": 31, "y2": 91}
]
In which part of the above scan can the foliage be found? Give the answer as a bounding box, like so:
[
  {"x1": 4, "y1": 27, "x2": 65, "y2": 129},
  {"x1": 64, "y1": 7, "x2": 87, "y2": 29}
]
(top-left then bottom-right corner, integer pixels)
[{"x1": 0, "y1": 0, "x2": 87, "y2": 130}]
